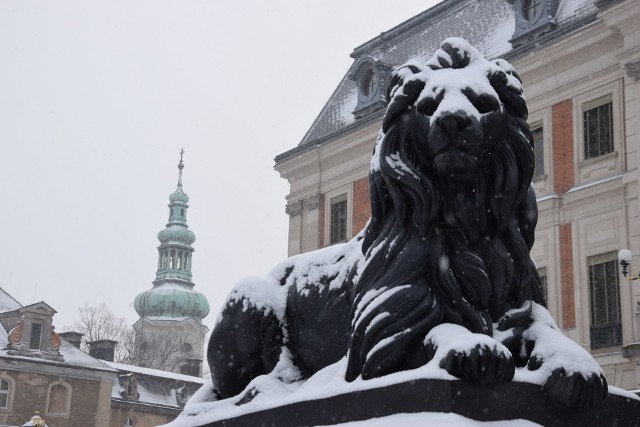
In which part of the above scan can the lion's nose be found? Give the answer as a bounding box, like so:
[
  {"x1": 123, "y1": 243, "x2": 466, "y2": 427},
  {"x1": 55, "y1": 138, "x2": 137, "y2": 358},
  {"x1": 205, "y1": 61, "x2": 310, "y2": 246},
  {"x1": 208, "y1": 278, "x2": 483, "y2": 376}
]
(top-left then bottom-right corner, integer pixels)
[{"x1": 437, "y1": 112, "x2": 471, "y2": 136}]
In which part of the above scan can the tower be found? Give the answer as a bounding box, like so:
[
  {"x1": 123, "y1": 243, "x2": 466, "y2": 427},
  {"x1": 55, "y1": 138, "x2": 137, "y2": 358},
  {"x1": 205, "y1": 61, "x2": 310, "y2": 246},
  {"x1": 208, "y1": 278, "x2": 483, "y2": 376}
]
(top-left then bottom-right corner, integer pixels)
[{"x1": 133, "y1": 151, "x2": 210, "y2": 376}]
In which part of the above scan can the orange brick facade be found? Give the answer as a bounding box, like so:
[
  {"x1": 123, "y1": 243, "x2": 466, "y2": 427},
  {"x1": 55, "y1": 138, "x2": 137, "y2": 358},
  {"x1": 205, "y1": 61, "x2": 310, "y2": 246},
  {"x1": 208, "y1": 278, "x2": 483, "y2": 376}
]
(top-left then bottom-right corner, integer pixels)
[
  {"x1": 559, "y1": 223, "x2": 576, "y2": 329},
  {"x1": 352, "y1": 177, "x2": 371, "y2": 236},
  {"x1": 551, "y1": 100, "x2": 574, "y2": 194}
]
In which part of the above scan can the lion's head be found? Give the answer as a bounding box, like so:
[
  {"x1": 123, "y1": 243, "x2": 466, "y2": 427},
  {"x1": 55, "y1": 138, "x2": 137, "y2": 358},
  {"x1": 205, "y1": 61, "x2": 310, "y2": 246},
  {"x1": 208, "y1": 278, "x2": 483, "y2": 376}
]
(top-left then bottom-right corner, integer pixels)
[{"x1": 346, "y1": 38, "x2": 544, "y2": 382}]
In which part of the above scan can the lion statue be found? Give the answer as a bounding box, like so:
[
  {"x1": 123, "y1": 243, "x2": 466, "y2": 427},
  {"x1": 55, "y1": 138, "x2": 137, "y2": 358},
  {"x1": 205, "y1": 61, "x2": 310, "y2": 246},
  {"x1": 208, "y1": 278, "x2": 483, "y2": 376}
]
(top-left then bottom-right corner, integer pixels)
[{"x1": 207, "y1": 38, "x2": 608, "y2": 410}]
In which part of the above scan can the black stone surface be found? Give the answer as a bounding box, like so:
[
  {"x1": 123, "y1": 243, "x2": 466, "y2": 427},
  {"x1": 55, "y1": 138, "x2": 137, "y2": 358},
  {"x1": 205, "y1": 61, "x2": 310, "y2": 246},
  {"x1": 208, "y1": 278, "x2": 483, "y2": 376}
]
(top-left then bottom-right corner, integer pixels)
[{"x1": 195, "y1": 380, "x2": 640, "y2": 427}]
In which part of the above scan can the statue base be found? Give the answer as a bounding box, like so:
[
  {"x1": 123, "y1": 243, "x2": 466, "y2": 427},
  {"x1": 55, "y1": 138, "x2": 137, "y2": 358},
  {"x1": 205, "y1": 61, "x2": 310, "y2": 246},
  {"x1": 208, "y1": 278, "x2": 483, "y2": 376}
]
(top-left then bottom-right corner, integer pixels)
[{"x1": 197, "y1": 379, "x2": 639, "y2": 427}]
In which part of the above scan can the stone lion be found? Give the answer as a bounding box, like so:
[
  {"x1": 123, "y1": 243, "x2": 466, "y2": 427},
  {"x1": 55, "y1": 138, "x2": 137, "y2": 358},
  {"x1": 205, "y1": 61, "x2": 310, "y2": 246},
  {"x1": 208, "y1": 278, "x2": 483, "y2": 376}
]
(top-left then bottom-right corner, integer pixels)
[{"x1": 207, "y1": 38, "x2": 608, "y2": 409}]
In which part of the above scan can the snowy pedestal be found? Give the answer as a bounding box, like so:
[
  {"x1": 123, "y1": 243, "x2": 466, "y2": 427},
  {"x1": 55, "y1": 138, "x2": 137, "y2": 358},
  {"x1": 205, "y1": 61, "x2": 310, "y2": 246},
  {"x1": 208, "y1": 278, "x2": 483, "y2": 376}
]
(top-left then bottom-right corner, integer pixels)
[{"x1": 194, "y1": 380, "x2": 639, "y2": 427}]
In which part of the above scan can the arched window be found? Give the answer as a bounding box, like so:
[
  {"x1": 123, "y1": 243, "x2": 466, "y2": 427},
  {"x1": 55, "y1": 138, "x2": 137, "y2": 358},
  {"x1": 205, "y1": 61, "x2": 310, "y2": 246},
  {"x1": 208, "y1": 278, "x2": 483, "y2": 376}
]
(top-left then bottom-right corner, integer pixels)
[
  {"x1": 170, "y1": 250, "x2": 176, "y2": 269},
  {"x1": 46, "y1": 381, "x2": 71, "y2": 416},
  {"x1": 180, "y1": 208, "x2": 185, "y2": 217},
  {"x1": 124, "y1": 417, "x2": 136, "y2": 426},
  {"x1": 0, "y1": 378, "x2": 12, "y2": 409}
]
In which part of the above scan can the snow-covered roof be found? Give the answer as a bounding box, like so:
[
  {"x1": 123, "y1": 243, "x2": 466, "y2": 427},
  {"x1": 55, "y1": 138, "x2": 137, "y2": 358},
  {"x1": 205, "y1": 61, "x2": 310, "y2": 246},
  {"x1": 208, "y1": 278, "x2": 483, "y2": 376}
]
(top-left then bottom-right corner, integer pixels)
[
  {"x1": 278, "y1": 0, "x2": 598, "y2": 157},
  {"x1": 104, "y1": 360, "x2": 204, "y2": 410},
  {"x1": 103, "y1": 360, "x2": 206, "y2": 384},
  {"x1": 0, "y1": 288, "x2": 22, "y2": 314},
  {"x1": 0, "y1": 287, "x2": 115, "y2": 373}
]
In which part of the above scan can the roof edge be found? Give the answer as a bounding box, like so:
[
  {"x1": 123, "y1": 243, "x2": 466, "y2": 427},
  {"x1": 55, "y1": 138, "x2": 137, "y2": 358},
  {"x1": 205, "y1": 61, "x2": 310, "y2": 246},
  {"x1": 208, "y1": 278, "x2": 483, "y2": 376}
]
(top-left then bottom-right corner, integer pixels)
[
  {"x1": 275, "y1": 109, "x2": 384, "y2": 165},
  {"x1": 350, "y1": 0, "x2": 469, "y2": 59}
]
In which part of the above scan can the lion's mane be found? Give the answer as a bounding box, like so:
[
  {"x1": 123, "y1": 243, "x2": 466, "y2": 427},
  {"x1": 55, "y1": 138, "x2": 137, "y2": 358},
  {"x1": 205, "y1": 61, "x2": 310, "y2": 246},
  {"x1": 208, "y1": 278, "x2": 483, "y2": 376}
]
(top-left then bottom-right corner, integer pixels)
[{"x1": 345, "y1": 40, "x2": 545, "y2": 381}]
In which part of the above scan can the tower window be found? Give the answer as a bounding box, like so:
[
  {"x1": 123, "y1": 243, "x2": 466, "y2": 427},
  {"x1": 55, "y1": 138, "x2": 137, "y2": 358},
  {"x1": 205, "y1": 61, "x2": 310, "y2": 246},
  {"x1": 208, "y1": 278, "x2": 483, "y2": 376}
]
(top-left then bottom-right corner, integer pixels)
[
  {"x1": 522, "y1": 0, "x2": 543, "y2": 20},
  {"x1": 360, "y1": 69, "x2": 375, "y2": 98},
  {"x1": 181, "y1": 208, "x2": 185, "y2": 217},
  {"x1": 30, "y1": 323, "x2": 42, "y2": 350}
]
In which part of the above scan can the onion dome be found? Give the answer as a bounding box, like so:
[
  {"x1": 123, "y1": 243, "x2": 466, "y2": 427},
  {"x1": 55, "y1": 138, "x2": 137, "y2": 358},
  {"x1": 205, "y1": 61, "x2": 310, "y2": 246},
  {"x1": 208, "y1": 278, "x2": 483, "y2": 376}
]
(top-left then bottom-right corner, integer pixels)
[
  {"x1": 157, "y1": 225, "x2": 196, "y2": 245},
  {"x1": 134, "y1": 284, "x2": 210, "y2": 319},
  {"x1": 169, "y1": 186, "x2": 189, "y2": 203}
]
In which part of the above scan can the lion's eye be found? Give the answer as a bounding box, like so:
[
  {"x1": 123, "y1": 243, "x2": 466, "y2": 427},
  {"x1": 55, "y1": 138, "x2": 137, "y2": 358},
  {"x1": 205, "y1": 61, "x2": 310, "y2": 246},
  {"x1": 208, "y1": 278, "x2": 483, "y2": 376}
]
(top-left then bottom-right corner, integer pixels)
[
  {"x1": 417, "y1": 92, "x2": 443, "y2": 116},
  {"x1": 473, "y1": 95, "x2": 499, "y2": 114}
]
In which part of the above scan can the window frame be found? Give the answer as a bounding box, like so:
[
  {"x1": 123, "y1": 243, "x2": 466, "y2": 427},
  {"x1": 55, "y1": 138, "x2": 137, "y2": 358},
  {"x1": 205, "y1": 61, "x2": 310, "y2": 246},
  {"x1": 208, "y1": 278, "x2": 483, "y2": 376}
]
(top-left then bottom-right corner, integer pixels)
[
  {"x1": 537, "y1": 266, "x2": 548, "y2": 304},
  {"x1": 582, "y1": 94, "x2": 614, "y2": 160},
  {"x1": 323, "y1": 186, "x2": 353, "y2": 247},
  {"x1": 329, "y1": 194, "x2": 348, "y2": 245},
  {"x1": 573, "y1": 79, "x2": 623, "y2": 186},
  {"x1": 587, "y1": 252, "x2": 622, "y2": 350},
  {"x1": 0, "y1": 374, "x2": 14, "y2": 411}
]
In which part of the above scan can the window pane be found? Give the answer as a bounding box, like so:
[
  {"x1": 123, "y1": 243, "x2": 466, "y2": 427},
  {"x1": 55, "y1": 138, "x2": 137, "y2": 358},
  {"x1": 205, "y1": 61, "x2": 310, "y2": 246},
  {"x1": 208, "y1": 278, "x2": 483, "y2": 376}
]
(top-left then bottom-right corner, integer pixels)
[
  {"x1": 0, "y1": 380, "x2": 8, "y2": 391},
  {"x1": 588, "y1": 254, "x2": 621, "y2": 349},
  {"x1": 537, "y1": 267, "x2": 548, "y2": 303},
  {"x1": 30, "y1": 323, "x2": 42, "y2": 350},
  {"x1": 532, "y1": 126, "x2": 544, "y2": 176},
  {"x1": 0, "y1": 393, "x2": 7, "y2": 408},
  {"x1": 583, "y1": 98, "x2": 613, "y2": 159},
  {"x1": 330, "y1": 195, "x2": 348, "y2": 244}
]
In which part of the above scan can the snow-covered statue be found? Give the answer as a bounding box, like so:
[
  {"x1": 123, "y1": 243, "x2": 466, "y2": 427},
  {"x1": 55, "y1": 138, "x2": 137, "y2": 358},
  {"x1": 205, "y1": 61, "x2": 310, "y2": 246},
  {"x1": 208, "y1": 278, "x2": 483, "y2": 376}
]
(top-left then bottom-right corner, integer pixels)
[{"x1": 207, "y1": 38, "x2": 608, "y2": 410}]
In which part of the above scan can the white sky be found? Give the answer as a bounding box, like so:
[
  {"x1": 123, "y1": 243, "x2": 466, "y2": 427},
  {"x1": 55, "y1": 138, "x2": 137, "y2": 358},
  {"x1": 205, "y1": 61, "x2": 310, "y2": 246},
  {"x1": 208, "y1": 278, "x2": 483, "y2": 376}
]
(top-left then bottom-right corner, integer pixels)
[{"x1": 0, "y1": 0, "x2": 442, "y2": 330}]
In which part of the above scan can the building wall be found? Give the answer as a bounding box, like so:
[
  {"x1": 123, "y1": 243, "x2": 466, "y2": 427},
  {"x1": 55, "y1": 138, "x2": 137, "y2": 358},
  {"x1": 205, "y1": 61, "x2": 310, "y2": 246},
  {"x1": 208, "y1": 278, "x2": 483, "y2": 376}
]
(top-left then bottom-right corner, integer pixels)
[
  {"x1": 275, "y1": 0, "x2": 640, "y2": 389},
  {"x1": 0, "y1": 369, "x2": 111, "y2": 427},
  {"x1": 110, "y1": 406, "x2": 176, "y2": 427}
]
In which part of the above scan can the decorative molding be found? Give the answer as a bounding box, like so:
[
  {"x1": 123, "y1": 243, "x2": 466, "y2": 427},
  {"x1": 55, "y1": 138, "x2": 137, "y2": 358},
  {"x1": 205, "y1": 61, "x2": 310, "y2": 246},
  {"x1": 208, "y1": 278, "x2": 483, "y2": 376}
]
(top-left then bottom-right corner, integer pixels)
[
  {"x1": 285, "y1": 200, "x2": 303, "y2": 217},
  {"x1": 625, "y1": 60, "x2": 640, "y2": 82},
  {"x1": 287, "y1": 194, "x2": 322, "y2": 216},
  {"x1": 303, "y1": 194, "x2": 321, "y2": 211}
]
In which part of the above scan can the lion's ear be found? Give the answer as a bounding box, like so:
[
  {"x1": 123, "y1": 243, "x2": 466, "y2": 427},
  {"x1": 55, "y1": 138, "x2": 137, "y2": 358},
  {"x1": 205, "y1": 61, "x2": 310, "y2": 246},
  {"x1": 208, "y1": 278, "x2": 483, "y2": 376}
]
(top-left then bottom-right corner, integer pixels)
[
  {"x1": 383, "y1": 75, "x2": 425, "y2": 133},
  {"x1": 489, "y1": 70, "x2": 528, "y2": 120}
]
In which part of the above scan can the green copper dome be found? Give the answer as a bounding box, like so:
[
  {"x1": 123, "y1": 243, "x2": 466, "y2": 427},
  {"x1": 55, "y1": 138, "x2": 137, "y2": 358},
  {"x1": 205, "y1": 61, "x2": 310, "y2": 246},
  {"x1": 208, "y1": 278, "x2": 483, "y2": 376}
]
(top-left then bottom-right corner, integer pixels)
[
  {"x1": 169, "y1": 187, "x2": 189, "y2": 203},
  {"x1": 157, "y1": 225, "x2": 196, "y2": 245},
  {"x1": 134, "y1": 284, "x2": 210, "y2": 319},
  {"x1": 134, "y1": 151, "x2": 210, "y2": 323}
]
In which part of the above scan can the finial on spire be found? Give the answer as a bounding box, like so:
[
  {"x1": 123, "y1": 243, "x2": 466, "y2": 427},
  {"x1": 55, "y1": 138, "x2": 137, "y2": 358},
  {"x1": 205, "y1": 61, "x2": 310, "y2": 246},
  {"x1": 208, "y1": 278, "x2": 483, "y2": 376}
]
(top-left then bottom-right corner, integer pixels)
[{"x1": 177, "y1": 149, "x2": 184, "y2": 186}]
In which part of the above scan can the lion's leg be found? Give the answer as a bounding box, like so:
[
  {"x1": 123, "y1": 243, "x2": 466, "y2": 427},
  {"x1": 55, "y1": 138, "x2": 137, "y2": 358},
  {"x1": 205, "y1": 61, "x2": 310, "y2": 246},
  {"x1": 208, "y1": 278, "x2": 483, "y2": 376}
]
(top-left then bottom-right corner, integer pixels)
[
  {"x1": 207, "y1": 298, "x2": 284, "y2": 399},
  {"x1": 524, "y1": 305, "x2": 608, "y2": 409},
  {"x1": 497, "y1": 302, "x2": 608, "y2": 409},
  {"x1": 426, "y1": 324, "x2": 515, "y2": 385}
]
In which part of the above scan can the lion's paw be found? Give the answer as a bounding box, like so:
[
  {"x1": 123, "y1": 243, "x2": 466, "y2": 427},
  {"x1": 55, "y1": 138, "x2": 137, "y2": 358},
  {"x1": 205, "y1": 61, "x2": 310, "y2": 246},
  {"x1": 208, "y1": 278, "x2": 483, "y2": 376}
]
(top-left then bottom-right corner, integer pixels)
[
  {"x1": 439, "y1": 342, "x2": 515, "y2": 385},
  {"x1": 543, "y1": 368, "x2": 608, "y2": 409}
]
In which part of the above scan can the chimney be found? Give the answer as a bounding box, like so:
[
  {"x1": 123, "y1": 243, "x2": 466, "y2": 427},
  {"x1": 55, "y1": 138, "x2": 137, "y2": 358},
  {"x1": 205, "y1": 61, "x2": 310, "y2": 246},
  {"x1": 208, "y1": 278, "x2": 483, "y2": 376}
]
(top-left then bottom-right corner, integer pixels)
[
  {"x1": 87, "y1": 339, "x2": 118, "y2": 362},
  {"x1": 58, "y1": 331, "x2": 83, "y2": 349}
]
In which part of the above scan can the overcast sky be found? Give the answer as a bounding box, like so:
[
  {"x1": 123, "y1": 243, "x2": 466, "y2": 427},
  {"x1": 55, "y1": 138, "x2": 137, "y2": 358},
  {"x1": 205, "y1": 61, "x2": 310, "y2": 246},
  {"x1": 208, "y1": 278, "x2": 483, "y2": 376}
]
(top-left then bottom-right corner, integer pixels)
[{"x1": 0, "y1": 1, "x2": 442, "y2": 331}]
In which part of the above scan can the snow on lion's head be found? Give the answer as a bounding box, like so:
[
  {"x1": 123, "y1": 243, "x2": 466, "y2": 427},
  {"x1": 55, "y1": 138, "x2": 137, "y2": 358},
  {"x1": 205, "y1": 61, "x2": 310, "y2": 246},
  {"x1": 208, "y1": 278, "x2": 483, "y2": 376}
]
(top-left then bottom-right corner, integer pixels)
[{"x1": 345, "y1": 38, "x2": 545, "y2": 381}]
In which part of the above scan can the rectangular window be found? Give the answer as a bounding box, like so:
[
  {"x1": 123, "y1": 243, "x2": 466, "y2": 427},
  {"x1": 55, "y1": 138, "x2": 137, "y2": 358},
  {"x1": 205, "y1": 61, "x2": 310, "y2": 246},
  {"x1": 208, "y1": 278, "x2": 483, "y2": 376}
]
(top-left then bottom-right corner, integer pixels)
[
  {"x1": 583, "y1": 94, "x2": 613, "y2": 160},
  {"x1": 588, "y1": 252, "x2": 622, "y2": 349},
  {"x1": 330, "y1": 194, "x2": 348, "y2": 244},
  {"x1": 30, "y1": 323, "x2": 42, "y2": 350},
  {"x1": 0, "y1": 379, "x2": 9, "y2": 408},
  {"x1": 537, "y1": 267, "x2": 548, "y2": 303},
  {"x1": 531, "y1": 123, "x2": 544, "y2": 177}
]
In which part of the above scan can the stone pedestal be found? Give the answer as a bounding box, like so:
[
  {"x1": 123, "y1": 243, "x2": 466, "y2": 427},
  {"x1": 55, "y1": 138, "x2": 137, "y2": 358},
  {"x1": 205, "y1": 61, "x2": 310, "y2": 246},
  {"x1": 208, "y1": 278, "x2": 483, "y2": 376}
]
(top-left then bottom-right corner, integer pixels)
[{"x1": 198, "y1": 380, "x2": 640, "y2": 427}]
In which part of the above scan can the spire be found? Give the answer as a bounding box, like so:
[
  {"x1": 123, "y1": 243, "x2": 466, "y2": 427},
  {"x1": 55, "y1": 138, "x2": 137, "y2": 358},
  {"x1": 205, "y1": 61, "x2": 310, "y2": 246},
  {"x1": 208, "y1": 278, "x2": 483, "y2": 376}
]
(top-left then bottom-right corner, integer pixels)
[{"x1": 133, "y1": 150, "x2": 209, "y2": 322}]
